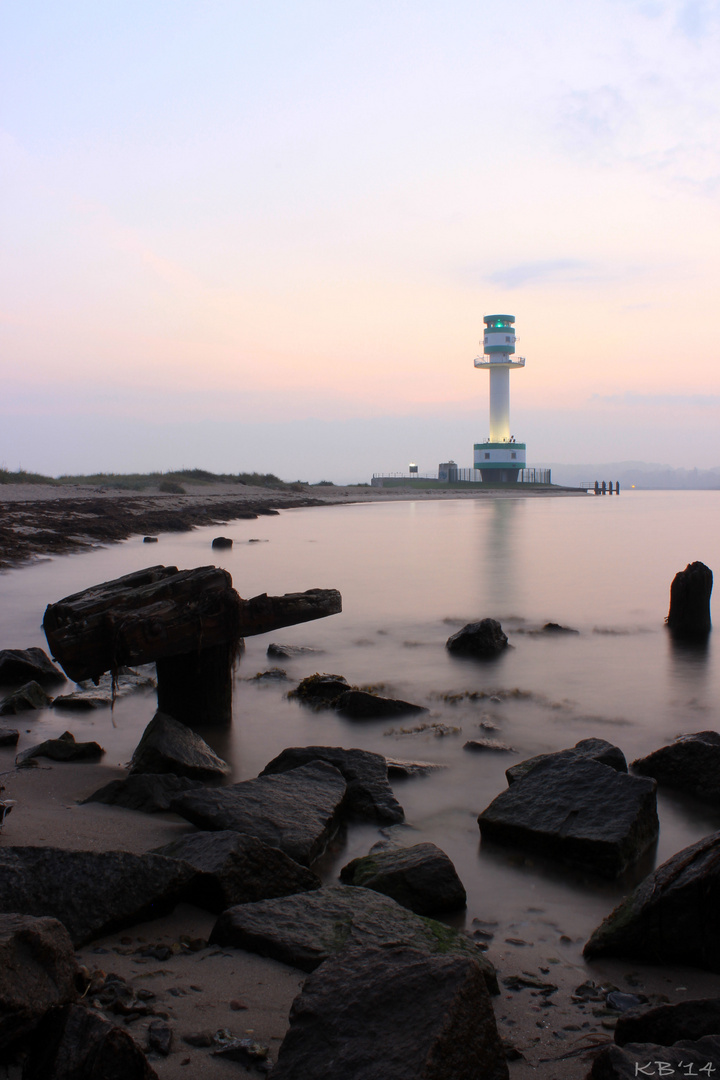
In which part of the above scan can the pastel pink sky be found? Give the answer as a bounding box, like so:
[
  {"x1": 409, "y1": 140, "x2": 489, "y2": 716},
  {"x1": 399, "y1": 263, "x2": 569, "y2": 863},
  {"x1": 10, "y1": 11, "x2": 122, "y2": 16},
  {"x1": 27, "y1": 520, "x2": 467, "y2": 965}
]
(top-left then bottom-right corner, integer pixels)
[{"x1": 2, "y1": 1, "x2": 719, "y2": 480}]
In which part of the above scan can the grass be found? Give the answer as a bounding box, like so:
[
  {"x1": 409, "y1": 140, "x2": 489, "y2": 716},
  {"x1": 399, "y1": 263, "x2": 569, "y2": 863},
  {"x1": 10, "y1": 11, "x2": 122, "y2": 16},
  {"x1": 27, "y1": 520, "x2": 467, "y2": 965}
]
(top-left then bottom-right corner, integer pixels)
[{"x1": 0, "y1": 467, "x2": 302, "y2": 491}]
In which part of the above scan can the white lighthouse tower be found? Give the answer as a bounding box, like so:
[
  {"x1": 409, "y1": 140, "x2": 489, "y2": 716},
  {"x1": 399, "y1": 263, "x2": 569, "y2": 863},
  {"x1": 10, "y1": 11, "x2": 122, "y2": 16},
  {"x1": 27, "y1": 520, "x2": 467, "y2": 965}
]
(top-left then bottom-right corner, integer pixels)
[{"x1": 473, "y1": 314, "x2": 526, "y2": 482}]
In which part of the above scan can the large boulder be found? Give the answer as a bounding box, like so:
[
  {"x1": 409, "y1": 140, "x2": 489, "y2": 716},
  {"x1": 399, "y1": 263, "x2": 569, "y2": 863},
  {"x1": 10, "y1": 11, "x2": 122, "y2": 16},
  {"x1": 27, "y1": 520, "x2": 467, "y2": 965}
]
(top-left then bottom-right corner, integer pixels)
[
  {"x1": 666, "y1": 560, "x2": 713, "y2": 639},
  {"x1": 584, "y1": 831, "x2": 720, "y2": 971},
  {"x1": 23, "y1": 1003, "x2": 158, "y2": 1080},
  {"x1": 261, "y1": 746, "x2": 404, "y2": 824},
  {"x1": 170, "y1": 761, "x2": 347, "y2": 865},
  {"x1": 477, "y1": 756, "x2": 658, "y2": 878},
  {"x1": 81, "y1": 773, "x2": 204, "y2": 813},
  {"x1": 506, "y1": 739, "x2": 627, "y2": 785},
  {"x1": 614, "y1": 998, "x2": 720, "y2": 1047},
  {"x1": 271, "y1": 945, "x2": 508, "y2": 1080},
  {"x1": 589, "y1": 1037, "x2": 720, "y2": 1079},
  {"x1": 0, "y1": 681, "x2": 51, "y2": 715},
  {"x1": 0, "y1": 914, "x2": 78, "y2": 1050},
  {"x1": 335, "y1": 690, "x2": 427, "y2": 720},
  {"x1": 0, "y1": 848, "x2": 196, "y2": 946},
  {"x1": 446, "y1": 620, "x2": 508, "y2": 659},
  {"x1": 16, "y1": 731, "x2": 105, "y2": 765},
  {"x1": 209, "y1": 884, "x2": 498, "y2": 994},
  {"x1": 128, "y1": 711, "x2": 230, "y2": 780},
  {"x1": 340, "y1": 843, "x2": 466, "y2": 915},
  {"x1": 0, "y1": 648, "x2": 65, "y2": 688},
  {"x1": 152, "y1": 831, "x2": 320, "y2": 912},
  {"x1": 632, "y1": 731, "x2": 720, "y2": 804}
]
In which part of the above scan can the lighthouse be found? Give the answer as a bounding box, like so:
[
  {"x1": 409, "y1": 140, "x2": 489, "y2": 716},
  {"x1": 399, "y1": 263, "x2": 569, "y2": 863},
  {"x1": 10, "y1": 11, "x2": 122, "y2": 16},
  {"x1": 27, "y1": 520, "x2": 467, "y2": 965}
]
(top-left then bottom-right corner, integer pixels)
[{"x1": 473, "y1": 314, "x2": 526, "y2": 482}]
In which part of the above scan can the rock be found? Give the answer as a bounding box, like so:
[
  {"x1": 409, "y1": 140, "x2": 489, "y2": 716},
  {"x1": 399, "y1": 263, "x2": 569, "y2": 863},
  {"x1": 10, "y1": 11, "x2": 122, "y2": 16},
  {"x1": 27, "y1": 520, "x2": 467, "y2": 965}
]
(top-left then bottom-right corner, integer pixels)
[
  {"x1": 464, "y1": 739, "x2": 516, "y2": 753},
  {"x1": 170, "y1": 761, "x2": 347, "y2": 865},
  {"x1": 335, "y1": 689, "x2": 427, "y2": 720},
  {"x1": 506, "y1": 739, "x2": 628, "y2": 785},
  {"x1": 584, "y1": 831, "x2": 720, "y2": 971},
  {"x1": 271, "y1": 945, "x2": 508, "y2": 1080},
  {"x1": 147, "y1": 1018, "x2": 173, "y2": 1056},
  {"x1": 152, "y1": 831, "x2": 320, "y2": 912},
  {"x1": 260, "y1": 746, "x2": 404, "y2": 824},
  {"x1": 81, "y1": 773, "x2": 205, "y2": 813},
  {"x1": 666, "y1": 560, "x2": 713, "y2": 639},
  {"x1": 212, "y1": 1033, "x2": 270, "y2": 1065},
  {"x1": 614, "y1": 998, "x2": 720, "y2": 1047},
  {"x1": 589, "y1": 1036, "x2": 720, "y2": 1079},
  {"x1": 477, "y1": 756, "x2": 658, "y2": 878},
  {"x1": 632, "y1": 731, "x2": 720, "y2": 804},
  {"x1": 143, "y1": 536, "x2": 158, "y2": 543},
  {"x1": 249, "y1": 667, "x2": 289, "y2": 680},
  {"x1": 0, "y1": 680, "x2": 51, "y2": 715},
  {"x1": 0, "y1": 728, "x2": 19, "y2": 747},
  {"x1": 53, "y1": 669, "x2": 156, "y2": 710},
  {"x1": 541, "y1": 622, "x2": 579, "y2": 634},
  {"x1": 0, "y1": 847, "x2": 196, "y2": 946},
  {"x1": 129, "y1": 711, "x2": 230, "y2": 780},
  {"x1": 16, "y1": 731, "x2": 105, "y2": 765},
  {"x1": 385, "y1": 757, "x2": 444, "y2": 777},
  {"x1": 0, "y1": 913, "x2": 78, "y2": 1049},
  {"x1": 0, "y1": 647, "x2": 65, "y2": 688},
  {"x1": 267, "y1": 643, "x2": 324, "y2": 659},
  {"x1": 209, "y1": 884, "x2": 498, "y2": 994},
  {"x1": 606, "y1": 991, "x2": 647, "y2": 1012},
  {"x1": 23, "y1": 1003, "x2": 159, "y2": 1079},
  {"x1": 340, "y1": 842, "x2": 466, "y2": 915},
  {"x1": 289, "y1": 673, "x2": 350, "y2": 706},
  {"x1": 211, "y1": 536, "x2": 233, "y2": 548},
  {"x1": 446, "y1": 619, "x2": 509, "y2": 659}
]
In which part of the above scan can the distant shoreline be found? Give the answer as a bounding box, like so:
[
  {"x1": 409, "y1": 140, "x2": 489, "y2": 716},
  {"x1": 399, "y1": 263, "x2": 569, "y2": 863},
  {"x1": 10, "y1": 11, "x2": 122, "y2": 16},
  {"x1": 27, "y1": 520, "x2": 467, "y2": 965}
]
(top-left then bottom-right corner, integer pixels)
[{"x1": 0, "y1": 481, "x2": 586, "y2": 570}]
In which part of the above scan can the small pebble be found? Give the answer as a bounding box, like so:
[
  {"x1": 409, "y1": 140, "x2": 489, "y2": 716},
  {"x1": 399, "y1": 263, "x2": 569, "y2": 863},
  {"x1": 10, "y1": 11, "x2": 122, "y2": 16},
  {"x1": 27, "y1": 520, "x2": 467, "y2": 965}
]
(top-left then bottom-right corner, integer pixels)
[{"x1": 230, "y1": 999, "x2": 248, "y2": 1011}]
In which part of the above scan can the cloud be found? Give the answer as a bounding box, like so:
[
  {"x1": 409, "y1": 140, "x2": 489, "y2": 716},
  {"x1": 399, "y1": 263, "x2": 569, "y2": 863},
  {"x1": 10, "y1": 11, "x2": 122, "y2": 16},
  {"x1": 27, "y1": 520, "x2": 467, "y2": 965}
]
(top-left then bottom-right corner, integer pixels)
[
  {"x1": 592, "y1": 392, "x2": 720, "y2": 407},
  {"x1": 486, "y1": 259, "x2": 593, "y2": 289},
  {"x1": 675, "y1": 0, "x2": 718, "y2": 38}
]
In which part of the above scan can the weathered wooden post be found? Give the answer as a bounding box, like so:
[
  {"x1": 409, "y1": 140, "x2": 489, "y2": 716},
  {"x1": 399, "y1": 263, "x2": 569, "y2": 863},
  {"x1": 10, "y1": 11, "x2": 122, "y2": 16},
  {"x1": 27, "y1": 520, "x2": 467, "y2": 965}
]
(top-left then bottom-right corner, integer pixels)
[
  {"x1": 43, "y1": 565, "x2": 342, "y2": 725},
  {"x1": 666, "y1": 561, "x2": 712, "y2": 640}
]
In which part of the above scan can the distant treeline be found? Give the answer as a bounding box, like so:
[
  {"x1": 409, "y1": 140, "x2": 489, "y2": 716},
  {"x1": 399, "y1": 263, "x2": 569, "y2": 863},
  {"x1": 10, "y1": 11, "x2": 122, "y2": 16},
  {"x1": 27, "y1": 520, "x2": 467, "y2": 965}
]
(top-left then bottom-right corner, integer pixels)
[
  {"x1": 0, "y1": 467, "x2": 302, "y2": 492},
  {"x1": 546, "y1": 462, "x2": 720, "y2": 490}
]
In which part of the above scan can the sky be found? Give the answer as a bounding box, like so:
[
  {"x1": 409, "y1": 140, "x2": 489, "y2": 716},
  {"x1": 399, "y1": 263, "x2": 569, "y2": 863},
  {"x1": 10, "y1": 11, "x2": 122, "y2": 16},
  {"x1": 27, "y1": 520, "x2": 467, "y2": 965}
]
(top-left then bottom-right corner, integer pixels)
[{"x1": 2, "y1": 0, "x2": 720, "y2": 482}]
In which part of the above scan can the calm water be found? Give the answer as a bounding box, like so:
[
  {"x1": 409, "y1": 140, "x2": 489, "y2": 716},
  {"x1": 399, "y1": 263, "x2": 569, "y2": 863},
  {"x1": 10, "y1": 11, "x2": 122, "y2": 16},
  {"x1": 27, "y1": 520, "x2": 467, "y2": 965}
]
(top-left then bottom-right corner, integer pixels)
[{"x1": 1, "y1": 490, "x2": 719, "y2": 945}]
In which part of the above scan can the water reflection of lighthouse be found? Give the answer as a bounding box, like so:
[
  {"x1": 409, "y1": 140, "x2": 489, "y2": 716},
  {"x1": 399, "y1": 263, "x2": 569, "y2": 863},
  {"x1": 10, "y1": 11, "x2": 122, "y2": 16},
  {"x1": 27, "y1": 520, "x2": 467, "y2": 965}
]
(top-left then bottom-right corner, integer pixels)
[{"x1": 473, "y1": 314, "x2": 526, "y2": 482}]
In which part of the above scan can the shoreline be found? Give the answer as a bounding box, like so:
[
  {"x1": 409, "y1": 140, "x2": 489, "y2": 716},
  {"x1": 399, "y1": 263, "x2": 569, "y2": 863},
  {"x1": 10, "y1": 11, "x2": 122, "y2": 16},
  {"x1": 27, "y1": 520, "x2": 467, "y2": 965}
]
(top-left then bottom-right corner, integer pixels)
[{"x1": 0, "y1": 481, "x2": 586, "y2": 571}]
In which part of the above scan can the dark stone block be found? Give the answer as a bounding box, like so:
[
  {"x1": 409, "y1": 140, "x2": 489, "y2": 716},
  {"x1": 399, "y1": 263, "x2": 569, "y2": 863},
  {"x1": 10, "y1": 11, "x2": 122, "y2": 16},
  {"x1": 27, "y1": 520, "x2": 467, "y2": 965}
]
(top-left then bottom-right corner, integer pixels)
[
  {"x1": 261, "y1": 746, "x2": 404, "y2": 824},
  {"x1": 0, "y1": 648, "x2": 65, "y2": 688},
  {"x1": 478, "y1": 756, "x2": 658, "y2": 877},
  {"x1": 272, "y1": 945, "x2": 508, "y2": 1080},
  {"x1": 153, "y1": 830, "x2": 320, "y2": 912},
  {"x1": 446, "y1": 620, "x2": 508, "y2": 658},
  {"x1": 340, "y1": 842, "x2": 466, "y2": 915},
  {"x1": 0, "y1": 847, "x2": 196, "y2": 946},
  {"x1": 633, "y1": 731, "x2": 720, "y2": 804},
  {"x1": 584, "y1": 831, "x2": 720, "y2": 972},
  {"x1": 209, "y1": 884, "x2": 498, "y2": 995},
  {"x1": 506, "y1": 739, "x2": 627, "y2": 785},
  {"x1": 129, "y1": 711, "x2": 230, "y2": 780},
  {"x1": 170, "y1": 761, "x2": 347, "y2": 865}
]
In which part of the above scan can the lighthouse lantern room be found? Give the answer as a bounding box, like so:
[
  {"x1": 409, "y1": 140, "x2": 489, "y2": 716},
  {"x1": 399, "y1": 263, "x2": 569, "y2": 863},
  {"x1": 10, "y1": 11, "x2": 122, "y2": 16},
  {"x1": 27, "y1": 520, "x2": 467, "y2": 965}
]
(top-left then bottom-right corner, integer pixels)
[{"x1": 473, "y1": 314, "x2": 526, "y2": 482}]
